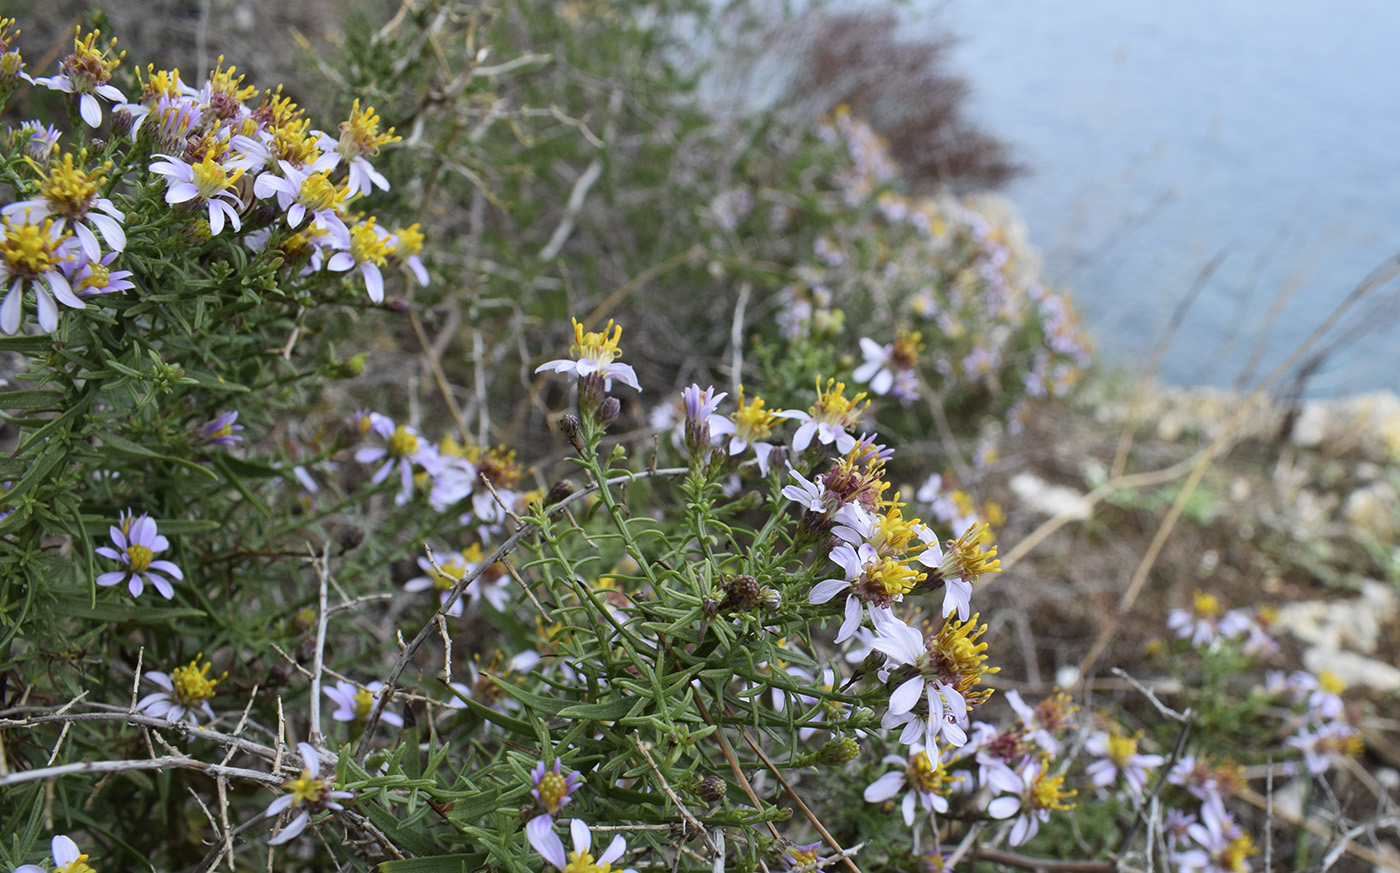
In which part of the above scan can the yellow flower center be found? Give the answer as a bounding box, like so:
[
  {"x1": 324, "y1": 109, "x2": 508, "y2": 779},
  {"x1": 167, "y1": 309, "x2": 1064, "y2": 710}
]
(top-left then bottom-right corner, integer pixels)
[
  {"x1": 126, "y1": 544, "x2": 154, "y2": 573},
  {"x1": 870, "y1": 498, "x2": 919, "y2": 554},
  {"x1": 37, "y1": 152, "x2": 104, "y2": 218},
  {"x1": 1191, "y1": 589, "x2": 1222, "y2": 618},
  {"x1": 570, "y1": 317, "x2": 624, "y2": 365},
  {"x1": 283, "y1": 771, "x2": 325, "y2": 806},
  {"x1": 337, "y1": 99, "x2": 401, "y2": 159},
  {"x1": 391, "y1": 223, "x2": 424, "y2": 257},
  {"x1": 348, "y1": 219, "x2": 391, "y2": 266},
  {"x1": 63, "y1": 28, "x2": 124, "y2": 89},
  {"x1": 190, "y1": 152, "x2": 243, "y2": 200},
  {"x1": 928, "y1": 614, "x2": 997, "y2": 700},
  {"x1": 387, "y1": 424, "x2": 419, "y2": 458},
  {"x1": 171, "y1": 656, "x2": 224, "y2": 706},
  {"x1": 1, "y1": 214, "x2": 72, "y2": 277},
  {"x1": 1318, "y1": 669, "x2": 1346, "y2": 695},
  {"x1": 1217, "y1": 833, "x2": 1259, "y2": 873},
  {"x1": 1105, "y1": 728, "x2": 1141, "y2": 766},
  {"x1": 430, "y1": 558, "x2": 468, "y2": 592},
  {"x1": 138, "y1": 65, "x2": 185, "y2": 101},
  {"x1": 353, "y1": 687, "x2": 374, "y2": 720},
  {"x1": 731, "y1": 387, "x2": 777, "y2": 440},
  {"x1": 860, "y1": 556, "x2": 923, "y2": 603},
  {"x1": 537, "y1": 771, "x2": 569, "y2": 812},
  {"x1": 563, "y1": 850, "x2": 611, "y2": 873},
  {"x1": 56, "y1": 853, "x2": 97, "y2": 873},
  {"x1": 271, "y1": 120, "x2": 322, "y2": 167},
  {"x1": 891, "y1": 330, "x2": 924, "y2": 370},
  {"x1": 77, "y1": 262, "x2": 112, "y2": 293},
  {"x1": 788, "y1": 849, "x2": 819, "y2": 869},
  {"x1": 256, "y1": 88, "x2": 304, "y2": 130},
  {"x1": 298, "y1": 171, "x2": 343, "y2": 212},
  {"x1": 1028, "y1": 768, "x2": 1076, "y2": 812},
  {"x1": 907, "y1": 749, "x2": 954, "y2": 794},
  {"x1": 810, "y1": 378, "x2": 869, "y2": 428},
  {"x1": 206, "y1": 56, "x2": 257, "y2": 103},
  {"x1": 943, "y1": 523, "x2": 1001, "y2": 582}
]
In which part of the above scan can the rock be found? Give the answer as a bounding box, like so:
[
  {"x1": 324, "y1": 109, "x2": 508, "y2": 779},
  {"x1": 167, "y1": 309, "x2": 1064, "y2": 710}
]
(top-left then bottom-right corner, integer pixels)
[
  {"x1": 1343, "y1": 480, "x2": 1399, "y2": 540},
  {"x1": 1273, "y1": 580, "x2": 1395, "y2": 655},
  {"x1": 1008, "y1": 472, "x2": 1092, "y2": 520},
  {"x1": 1300, "y1": 648, "x2": 1400, "y2": 693}
]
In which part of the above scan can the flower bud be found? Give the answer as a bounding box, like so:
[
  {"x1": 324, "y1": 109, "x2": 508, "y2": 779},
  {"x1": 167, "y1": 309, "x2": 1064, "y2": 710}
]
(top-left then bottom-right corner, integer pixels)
[
  {"x1": 558, "y1": 414, "x2": 581, "y2": 441},
  {"x1": 815, "y1": 737, "x2": 859, "y2": 765},
  {"x1": 110, "y1": 108, "x2": 133, "y2": 139},
  {"x1": 597, "y1": 396, "x2": 621, "y2": 428},
  {"x1": 701, "y1": 597, "x2": 720, "y2": 618},
  {"x1": 759, "y1": 587, "x2": 782, "y2": 610},
  {"x1": 721, "y1": 574, "x2": 761, "y2": 611},
  {"x1": 696, "y1": 774, "x2": 726, "y2": 803},
  {"x1": 545, "y1": 479, "x2": 575, "y2": 506}
]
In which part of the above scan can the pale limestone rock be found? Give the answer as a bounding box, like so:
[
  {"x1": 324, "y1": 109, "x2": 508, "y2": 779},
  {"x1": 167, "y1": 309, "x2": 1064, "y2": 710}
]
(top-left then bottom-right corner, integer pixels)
[
  {"x1": 1273, "y1": 580, "x2": 1395, "y2": 655},
  {"x1": 1008, "y1": 473, "x2": 1092, "y2": 520}
]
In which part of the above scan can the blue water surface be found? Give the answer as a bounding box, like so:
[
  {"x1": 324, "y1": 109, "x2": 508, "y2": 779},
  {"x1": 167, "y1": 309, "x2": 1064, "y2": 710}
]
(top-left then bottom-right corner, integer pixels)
[{"x1": 936, "y1": 0, "x2": 1400, "y2": 394}]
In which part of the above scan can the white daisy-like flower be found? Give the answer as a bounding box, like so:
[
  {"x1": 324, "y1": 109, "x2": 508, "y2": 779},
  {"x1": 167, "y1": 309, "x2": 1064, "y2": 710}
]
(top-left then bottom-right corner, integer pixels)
[
  {"x1": 323, "y1": 679, "x2": 404, "y2": 728},
  {"x1": 775, "y1": 378, "x2": 869, "y2": 454},
  {"x1": 527, "y1": 818, "x2": 640, "y2": 873},
  {"x1": 95, "y1": 509, "x2": 184, "y2": 600},
  {"x1": 863, "y1": 744, "x2": 955, "y2": 826},
  {"x1": 2, "y1": 152, "x2": 126, "y2": 259},
  {"x1": 149, "y1": 150, "x2": 247, "y2": 236},
  {"x1": 136, "y1": 655, "x2": 224, "y2": 724},
  {"x1": 15, "y1": 834, "x2": 92, "y2": 873},
  {"x1": 353, "y1": 412, "x2": 436, "y2": 505},
  {"x1": 265, "y1": 742, "x2": 355, "y2": 845},
  {"x1": 534, "y1": 318, "x2": 641, "y2": 392},
  {"x1": 326, "y1": 217, "x2": 393, "y2": 303},
  {"x1": 32, "y1": 29, "x2": 127, "y2": 128},
  {"x1": 987, "y1": 757, "x2": 1077, "y2": 847},
  {"x1": 0, "y1": 208, "x2": 81, "y2": 335}
]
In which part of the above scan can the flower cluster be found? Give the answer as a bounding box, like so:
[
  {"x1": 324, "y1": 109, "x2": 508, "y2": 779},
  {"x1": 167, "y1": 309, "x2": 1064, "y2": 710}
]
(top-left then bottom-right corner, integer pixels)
[{"x1": 0, "y1": 24, "x2": 425, "y2": 335}]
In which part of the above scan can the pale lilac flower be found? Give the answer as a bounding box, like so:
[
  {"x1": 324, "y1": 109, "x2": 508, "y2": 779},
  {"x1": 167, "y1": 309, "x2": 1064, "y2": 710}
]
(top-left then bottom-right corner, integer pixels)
[
  {"x1": 1173, "y1": 793, "x2": 1257, "y2": 873},
  {"x1": 534, "y1": 318, "x2": 641, "y2": 392},
  {"x1": 987, "y1": 757, "x2": 1077, "y2": 847},
  {"x1": 149, "y1": 151, "x2": 246, "y2": 235},
  {"x1": 810, "y1": 542, "x2": 920, "y2": 643},
  {"x1": 11, "y1": 121, "x2": 62, "y2": 162},
  {"x1": 782, "y1": 466, "x2": 830, "y2": 514},
  {"x1": 354, "y1": 413, "x2": 435, "y2": 505},
  {"x1": 32, "y1": 30, "x2": 126, "y2": 128},
  {"x1": 775, "y1": 379, "x2": 869, "y2": 455},
  {"x1": 265, "y1": 742, "x2": 354, "y2": 845},
  {"x1": 530, "y1": 758, "x2": 583, "y2": 817},
  {"x1": 324, "y1": 679, "x2": 404, "y2": 727},
  {"x1": 0, "y1": 208, "x2": 81, "y2": 335},
  {"x1": 527, "y1": 818, "x2": 638, "y2": 873},
  {"x1": 872, "y1": 615, "x2": 969, "y2": 749},
  {"x1": 14, "y1": 834, "x2": 90, "y2": 873},
  {"x1": 96, "y1": 510, "x2": 183, "y2": 599},
  {"x1": 1083, "y1": 726, "x2": 1164, "y2": 798},
  {"x1": 65, "y1": 251, "x2": 135, "y2": 297},
  {"x1": 2, "y1": 154, "x2": 126, "y2": 259},
  {"x1": 195, "y1": 410, "x2": 244, "y2": 446},
  {"x1": 136, "y1": 655, "x2": 223, "y2": 724},
  {"x1": 863, "y1": 744, "x2": 952, "y2": 825}
]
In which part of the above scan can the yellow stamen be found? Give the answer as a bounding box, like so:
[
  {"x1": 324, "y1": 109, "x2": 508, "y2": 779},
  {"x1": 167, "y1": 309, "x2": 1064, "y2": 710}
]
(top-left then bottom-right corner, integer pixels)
[
  {"x1": 170, "y1": 655, "x2": 224, "y2": 706},
  {"x1": 1, "y1": 213, "x2": 72, "y2": 277},
  {"x1": 283, "y1": 771, "x2": 326, "y2": 806},
  {"x1": 348, "y1": 219, "x2": 391, "y2": 266},
  {"x1": 730, "y1": 386, "x2": 777, "y2": 440},
  {"x1": 570, "y1": 317, "x2": 625, "y2": 365},
  {"x1": 338, "y1": 99, "x2": 401, "y2": 159},
  {"x1": 537, "y1": 770, "x2": 569, "y2": 812}
]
